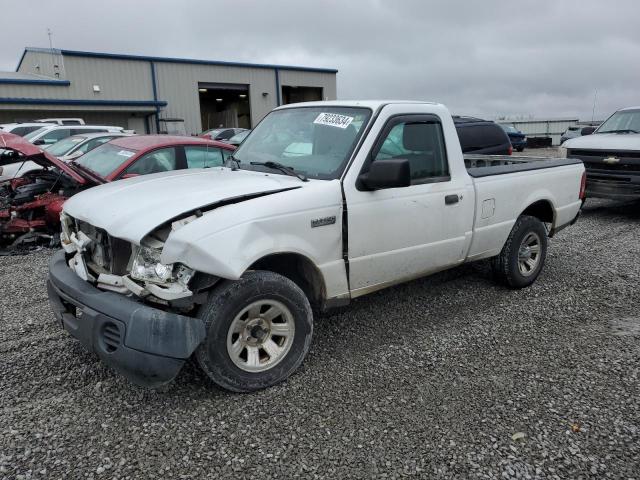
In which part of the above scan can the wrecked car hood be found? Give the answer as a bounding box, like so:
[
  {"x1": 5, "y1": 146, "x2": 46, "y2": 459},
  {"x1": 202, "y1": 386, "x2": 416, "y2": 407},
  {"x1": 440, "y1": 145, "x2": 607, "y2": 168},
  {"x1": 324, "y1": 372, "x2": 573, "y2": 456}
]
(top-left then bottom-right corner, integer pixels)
[
  {"x1": 62, "y1": 167, "x2": 304, "y2": 243},
  {"x1": 0, "y1": 132, "x2": 88, "y2": 184}
]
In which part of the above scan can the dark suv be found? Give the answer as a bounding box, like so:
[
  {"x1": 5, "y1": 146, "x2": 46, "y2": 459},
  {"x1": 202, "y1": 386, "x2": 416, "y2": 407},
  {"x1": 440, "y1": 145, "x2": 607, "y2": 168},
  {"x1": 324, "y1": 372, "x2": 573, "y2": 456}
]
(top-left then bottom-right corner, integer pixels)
[{"x1": 453, "y1": 116, "x2": 512, "y2": 155}]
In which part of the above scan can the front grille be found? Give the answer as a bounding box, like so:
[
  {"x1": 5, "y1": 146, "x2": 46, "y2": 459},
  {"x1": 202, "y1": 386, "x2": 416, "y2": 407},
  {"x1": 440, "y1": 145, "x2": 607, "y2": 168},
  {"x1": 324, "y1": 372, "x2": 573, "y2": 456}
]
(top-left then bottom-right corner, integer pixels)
[
  {"x1": 583, "y1": 161, "x2": 640, "y2": 173},
  {"x1": 101, "y1": 322, "x2": 122, "y2": 353},
  {"x1": 71, "y1": 217, "x2": 131, "y2": 276},
  {"x1": 570, "y1": 149, "x2": 640, "y2": 159}
]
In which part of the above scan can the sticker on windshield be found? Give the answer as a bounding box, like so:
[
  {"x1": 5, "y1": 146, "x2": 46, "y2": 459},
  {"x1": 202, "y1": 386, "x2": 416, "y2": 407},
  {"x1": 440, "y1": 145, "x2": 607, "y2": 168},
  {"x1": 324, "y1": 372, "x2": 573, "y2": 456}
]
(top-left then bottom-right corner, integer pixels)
[
  {"x1": 313, "y1": 112, "x2": 354, "y2": 129},
  {"x1": 117, "y1": 150, "x2": 134, "y2": 158}
]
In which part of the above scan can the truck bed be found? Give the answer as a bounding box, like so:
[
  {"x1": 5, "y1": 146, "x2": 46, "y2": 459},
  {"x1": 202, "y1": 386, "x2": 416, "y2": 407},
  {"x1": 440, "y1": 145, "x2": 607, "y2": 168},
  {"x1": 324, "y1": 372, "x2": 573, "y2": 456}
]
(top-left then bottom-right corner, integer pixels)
[{"x1": 464, "y1": 154, "x2": 583, "y2": 178}]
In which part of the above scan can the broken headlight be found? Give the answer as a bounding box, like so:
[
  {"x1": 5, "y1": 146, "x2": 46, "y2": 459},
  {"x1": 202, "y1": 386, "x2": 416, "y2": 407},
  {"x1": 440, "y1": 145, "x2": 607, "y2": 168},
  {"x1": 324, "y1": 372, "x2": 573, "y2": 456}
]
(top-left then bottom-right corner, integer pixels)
[
  {"x1": 131, "y1": 246, "x2": 174, "y2": 284},
  {"x1": 130, "y1": 246, "x2": 194, "y2": 286}
]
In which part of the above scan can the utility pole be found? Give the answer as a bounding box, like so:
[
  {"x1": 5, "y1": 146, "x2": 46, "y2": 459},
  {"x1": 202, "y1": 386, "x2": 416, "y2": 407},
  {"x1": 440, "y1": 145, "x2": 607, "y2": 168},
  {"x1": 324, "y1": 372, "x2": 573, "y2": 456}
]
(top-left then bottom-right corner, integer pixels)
[{"x1": 591, "y1": 89, "x2": 598, "y2": 123}]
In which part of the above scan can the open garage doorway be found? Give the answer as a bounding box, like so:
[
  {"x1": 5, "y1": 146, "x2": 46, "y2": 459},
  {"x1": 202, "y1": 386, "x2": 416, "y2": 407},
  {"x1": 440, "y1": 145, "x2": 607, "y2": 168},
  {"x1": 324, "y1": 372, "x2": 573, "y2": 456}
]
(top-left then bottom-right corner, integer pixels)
[
  {"x1": 198, "y1": 83, "x2": 251, "y2": 132},
  {"x1": 282, "y1": 86, "x2": 323, "y2": 104}
]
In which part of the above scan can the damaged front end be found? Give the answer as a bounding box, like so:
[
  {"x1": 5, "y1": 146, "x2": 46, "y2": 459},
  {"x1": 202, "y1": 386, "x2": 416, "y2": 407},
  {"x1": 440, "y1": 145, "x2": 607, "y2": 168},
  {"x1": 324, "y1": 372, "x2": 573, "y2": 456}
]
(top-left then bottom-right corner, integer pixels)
[
  {"x1": 0, "y1": 133, "x2": 90, "y2": 252},
  {"x1": 61, "y1": 212, "x2": 217, "y2": 311}
]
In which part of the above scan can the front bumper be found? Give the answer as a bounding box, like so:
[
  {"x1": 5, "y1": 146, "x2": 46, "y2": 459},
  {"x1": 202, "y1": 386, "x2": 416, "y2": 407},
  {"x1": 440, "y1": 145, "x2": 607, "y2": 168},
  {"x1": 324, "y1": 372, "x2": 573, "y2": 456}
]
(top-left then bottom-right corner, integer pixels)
[
  {"x1": 47, "y1": 250, "x2": 206, "y2": 387},
  {"x1": 586, "y1": 174, "x2": 640, "y2": 200}
]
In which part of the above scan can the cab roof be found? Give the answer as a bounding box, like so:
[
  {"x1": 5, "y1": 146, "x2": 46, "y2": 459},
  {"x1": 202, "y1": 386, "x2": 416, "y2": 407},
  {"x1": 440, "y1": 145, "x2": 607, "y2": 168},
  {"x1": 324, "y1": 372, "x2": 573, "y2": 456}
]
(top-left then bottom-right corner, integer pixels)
[{"x1": 274, "y1": 100, "x2": 442, "y2": 111}]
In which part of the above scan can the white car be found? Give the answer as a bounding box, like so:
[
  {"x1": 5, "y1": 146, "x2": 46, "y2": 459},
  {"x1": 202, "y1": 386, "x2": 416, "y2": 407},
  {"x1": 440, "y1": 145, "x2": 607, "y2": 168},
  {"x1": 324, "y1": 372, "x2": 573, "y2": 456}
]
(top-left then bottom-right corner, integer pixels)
[
  {"x1": 49, "y1": 100, "x2": 585, "y2": 392},
  {"x1": 44, "y1": 132, "x2": 133, "y2": 161},
  {"x1": 0, "y1": 122, "x2": 55, "y2": 137},
  {"x1": 36, "y1": 118, "x2": 85, "y2": 126},
  {"x1": 0, "y1": 125, "x2": 125, "y2": 182}
]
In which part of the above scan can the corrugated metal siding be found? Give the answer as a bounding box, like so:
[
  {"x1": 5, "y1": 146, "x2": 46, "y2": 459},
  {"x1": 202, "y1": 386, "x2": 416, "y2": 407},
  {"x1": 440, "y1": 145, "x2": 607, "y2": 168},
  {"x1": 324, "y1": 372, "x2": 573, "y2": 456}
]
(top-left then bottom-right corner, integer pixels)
[
  {"x1": 16, "y1": 51, "x2": 153, "y2": 101},
  {"x1": 0, "y1": 109, "x2": 135, "y2": 127},
  {"x1": 155, "y1": 62, "x2": 278, "y2": 134},
  {"x1": 9, "y1": 49, "x2": 337, "y2": 135},
  {"x1": 501, "y1": 119, "x2": 579, "y2": 146},
  {"x1": 278, "y1": 70, "x2": 337, "y2": 100}
]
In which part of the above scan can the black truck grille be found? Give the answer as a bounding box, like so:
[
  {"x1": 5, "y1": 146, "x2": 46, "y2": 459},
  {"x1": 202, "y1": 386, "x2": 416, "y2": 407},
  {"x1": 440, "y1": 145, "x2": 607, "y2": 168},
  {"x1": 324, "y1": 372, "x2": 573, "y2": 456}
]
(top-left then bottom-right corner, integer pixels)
[{"x1": 568, "y1": 149, "x2": 640, "y2": 176}]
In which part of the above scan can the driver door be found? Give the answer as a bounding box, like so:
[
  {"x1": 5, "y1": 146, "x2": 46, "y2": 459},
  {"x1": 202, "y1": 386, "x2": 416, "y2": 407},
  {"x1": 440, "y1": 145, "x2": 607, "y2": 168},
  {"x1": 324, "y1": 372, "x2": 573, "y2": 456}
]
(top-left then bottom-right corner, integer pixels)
[{"x1": 344, "y1": 114, "x2": 473, "y2": 295}]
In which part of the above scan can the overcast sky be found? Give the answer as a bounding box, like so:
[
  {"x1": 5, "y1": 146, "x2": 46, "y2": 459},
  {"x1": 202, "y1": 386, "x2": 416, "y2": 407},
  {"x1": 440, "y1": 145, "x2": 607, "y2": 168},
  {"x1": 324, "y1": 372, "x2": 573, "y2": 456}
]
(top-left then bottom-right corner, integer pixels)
[{"x1": 2, "y1": 0, "x2": 639, "y2": 120}]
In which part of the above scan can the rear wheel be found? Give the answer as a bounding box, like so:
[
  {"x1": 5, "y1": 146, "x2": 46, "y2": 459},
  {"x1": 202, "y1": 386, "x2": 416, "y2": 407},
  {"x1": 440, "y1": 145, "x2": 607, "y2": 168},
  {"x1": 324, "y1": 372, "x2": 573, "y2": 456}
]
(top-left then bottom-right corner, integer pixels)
[
  {"x1": 195, "y1": 270, "x2": 313, "y2": 392},
  {"x1": 492, "y1": 215, "x2": 548, "y2": 288}
]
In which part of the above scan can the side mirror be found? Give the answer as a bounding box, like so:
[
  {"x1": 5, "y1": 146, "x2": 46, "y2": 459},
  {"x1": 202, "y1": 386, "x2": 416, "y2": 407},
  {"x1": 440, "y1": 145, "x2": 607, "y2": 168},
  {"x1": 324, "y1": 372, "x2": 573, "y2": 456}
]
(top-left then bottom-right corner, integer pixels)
[
  {"x1": 581, "y1": 126, "x2": 596, "y2": 136},
  {"x1": 358, "y1": 158, "x2": 411, "y2": 190},
  {"x1": 33, "y1": 138, "x2": 47, "y2": 145}
]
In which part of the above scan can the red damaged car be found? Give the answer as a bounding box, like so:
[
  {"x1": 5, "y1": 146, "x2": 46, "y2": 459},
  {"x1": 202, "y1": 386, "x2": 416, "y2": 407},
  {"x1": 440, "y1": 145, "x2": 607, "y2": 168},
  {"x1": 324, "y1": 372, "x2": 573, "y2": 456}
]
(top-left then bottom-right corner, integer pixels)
[{"x1": 0, "y1": 133, "x2": 235, "y2": 250}]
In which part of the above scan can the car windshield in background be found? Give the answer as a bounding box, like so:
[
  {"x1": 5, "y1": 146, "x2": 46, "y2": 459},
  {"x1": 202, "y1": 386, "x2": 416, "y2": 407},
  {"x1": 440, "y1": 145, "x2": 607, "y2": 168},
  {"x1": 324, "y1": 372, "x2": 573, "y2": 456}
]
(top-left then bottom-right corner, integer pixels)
[
  {"x1": 23, "y1": 127, "x2": 48, "y2": 141},
  {"x1": 46, "y1": 136, "x2": 86, "y2": 157},
  {"x1": 229, "y1": 130, "x2": 250, "y2": 143},
  {"x1": 501, "y1": 125, "x2": 518, "y2": 133},
  {"x1": 596, "y1": 109, "x2": 640, "y2": 133},
  {"x1": 75, "y1": 143, "x2": 137, "y2": 178},
  {"x1": 233, "y1": 107, "x2": 371, "y2": 180}
]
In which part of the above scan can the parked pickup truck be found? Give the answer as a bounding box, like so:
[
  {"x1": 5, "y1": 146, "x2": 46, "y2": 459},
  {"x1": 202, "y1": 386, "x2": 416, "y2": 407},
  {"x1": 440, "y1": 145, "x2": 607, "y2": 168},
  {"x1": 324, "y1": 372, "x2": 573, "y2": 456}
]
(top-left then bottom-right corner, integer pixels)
[
  {"x1": 48, "y1": 101, "x2": 585, "y2": 392},
  {"x1": 562, "y1": 106, "x2": 640, "y2": 200}
]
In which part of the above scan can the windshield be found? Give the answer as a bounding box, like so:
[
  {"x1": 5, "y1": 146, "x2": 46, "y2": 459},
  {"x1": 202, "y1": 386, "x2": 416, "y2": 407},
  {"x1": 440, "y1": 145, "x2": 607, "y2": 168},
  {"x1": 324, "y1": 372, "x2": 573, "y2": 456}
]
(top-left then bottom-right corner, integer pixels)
[
  {"x1": 596, "y1": 109, "x2": 640, "y2": 133},
  {"x1": 23, "y1": 127, "x2": 48, "y2": 141},
  {"x1": 46, "y1": 135, "x2": 86, "y2": 157},
  {"x1": 233, "y1": 107, "x2": 372, "y2": 180},
  {"x1": 229, "y1": 130, "x2": 250, "y2": 143},
  {"x1": 75, "y1": 143, "x2": 138, "y2": 177}
]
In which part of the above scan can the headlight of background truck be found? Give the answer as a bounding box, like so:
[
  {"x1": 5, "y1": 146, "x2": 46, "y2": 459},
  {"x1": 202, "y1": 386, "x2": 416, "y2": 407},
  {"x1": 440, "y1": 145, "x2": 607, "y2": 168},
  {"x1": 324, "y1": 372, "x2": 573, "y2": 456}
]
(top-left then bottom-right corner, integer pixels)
[{"x1": 559, "y1": 146, "x2": 568, "y2": 158}]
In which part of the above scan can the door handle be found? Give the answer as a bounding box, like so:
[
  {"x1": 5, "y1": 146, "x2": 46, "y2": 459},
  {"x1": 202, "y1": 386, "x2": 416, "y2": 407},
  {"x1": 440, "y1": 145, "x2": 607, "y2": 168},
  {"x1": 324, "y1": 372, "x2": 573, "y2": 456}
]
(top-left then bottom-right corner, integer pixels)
[{"x1": 445, "y1": 194, "x2": 459, "y2": 205}]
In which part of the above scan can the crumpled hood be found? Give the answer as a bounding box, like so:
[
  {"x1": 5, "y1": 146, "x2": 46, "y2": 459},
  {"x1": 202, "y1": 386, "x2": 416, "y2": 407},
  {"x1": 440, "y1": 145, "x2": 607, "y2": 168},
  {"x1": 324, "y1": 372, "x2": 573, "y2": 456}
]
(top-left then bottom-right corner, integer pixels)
[
  {"x1": 63, "y1": 167, "x2": 303, "y2": 243},
  {"x1": 564, "y1": 133, "x2": 640, "y2": 151},
  {"x1": 0, "y1": 132, "x2": 88, "y2": 183}
]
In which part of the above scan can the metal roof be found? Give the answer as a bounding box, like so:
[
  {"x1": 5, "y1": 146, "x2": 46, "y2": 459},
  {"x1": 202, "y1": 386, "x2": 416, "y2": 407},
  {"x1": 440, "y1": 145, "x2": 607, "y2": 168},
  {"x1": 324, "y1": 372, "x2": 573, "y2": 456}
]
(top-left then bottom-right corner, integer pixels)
[
  {"x1": 0, "y1": 71, "x2": 69, "y2": 86},
  {"x1": 19, "y1": 47, "x2": 338, "y2": 74}
]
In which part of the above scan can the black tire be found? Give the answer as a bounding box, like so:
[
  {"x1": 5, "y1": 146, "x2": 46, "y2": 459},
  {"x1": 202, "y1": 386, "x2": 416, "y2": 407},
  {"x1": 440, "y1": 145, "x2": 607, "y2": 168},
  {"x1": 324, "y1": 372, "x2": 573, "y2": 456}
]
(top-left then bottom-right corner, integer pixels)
[
  {"x1": 516, "y1": 146, "x2": 525, "y2": 152},
  {"x1": 195, "y1": 270, "x2": 313, "y2": 392},
  {"x1": 492, "y1": 215, "x2": 548, "y2": 289}
]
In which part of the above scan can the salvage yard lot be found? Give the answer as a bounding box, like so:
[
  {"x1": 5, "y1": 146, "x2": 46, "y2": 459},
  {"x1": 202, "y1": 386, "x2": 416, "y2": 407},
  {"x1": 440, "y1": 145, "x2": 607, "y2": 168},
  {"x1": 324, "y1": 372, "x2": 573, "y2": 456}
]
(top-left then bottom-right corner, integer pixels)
[{"x1": 1, "y1": 196, "x2": 639, "y2": 478}]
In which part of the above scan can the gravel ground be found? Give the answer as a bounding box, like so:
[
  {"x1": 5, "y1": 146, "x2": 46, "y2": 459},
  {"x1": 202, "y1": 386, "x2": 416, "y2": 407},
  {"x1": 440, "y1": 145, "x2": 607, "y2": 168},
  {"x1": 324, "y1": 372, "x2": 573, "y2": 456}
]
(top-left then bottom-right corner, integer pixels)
[{"x1": 1, "y1": 196, "x2": 639, "y2": 479}]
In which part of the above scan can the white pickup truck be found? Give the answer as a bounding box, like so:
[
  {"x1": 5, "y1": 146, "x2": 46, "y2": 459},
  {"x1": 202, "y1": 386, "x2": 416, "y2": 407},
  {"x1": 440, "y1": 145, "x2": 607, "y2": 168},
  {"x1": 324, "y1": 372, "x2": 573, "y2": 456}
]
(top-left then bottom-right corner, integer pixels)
[{"x1": 47, "y1": 101, "x2": 585, "y2": 392}]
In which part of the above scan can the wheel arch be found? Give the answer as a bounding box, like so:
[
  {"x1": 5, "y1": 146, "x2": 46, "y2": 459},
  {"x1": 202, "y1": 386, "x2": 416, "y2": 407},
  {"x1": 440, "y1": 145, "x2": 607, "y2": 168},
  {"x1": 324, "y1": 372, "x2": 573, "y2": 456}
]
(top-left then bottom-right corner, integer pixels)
[
  {"x1": 519, "y1": 199, "x2": 555, "y2": 229},
  {"x1": 247, "y1": 252, "x2": 327, "y2": 309}
]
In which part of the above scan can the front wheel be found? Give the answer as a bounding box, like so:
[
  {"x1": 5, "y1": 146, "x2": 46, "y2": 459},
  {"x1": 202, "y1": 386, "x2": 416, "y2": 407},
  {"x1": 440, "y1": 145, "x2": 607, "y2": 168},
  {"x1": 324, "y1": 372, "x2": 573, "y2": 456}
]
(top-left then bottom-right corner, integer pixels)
[
  {"x1": 195, "y1": 270, "x2": 313, "y2": 392},
  {"x1": 492, "y1": 215, "x2": 548, "y2": 288}
]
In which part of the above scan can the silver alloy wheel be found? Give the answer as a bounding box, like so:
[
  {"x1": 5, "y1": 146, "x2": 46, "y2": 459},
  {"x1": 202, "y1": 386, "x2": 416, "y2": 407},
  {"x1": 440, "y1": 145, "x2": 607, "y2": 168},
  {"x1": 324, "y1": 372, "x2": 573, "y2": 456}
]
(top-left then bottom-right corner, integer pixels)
[
  {"x1": 517, "y1": 231, "x2": 542, "y2": 277},
  {"x1": 226, "y1": 299, "x2": 295, "y2": 372}
]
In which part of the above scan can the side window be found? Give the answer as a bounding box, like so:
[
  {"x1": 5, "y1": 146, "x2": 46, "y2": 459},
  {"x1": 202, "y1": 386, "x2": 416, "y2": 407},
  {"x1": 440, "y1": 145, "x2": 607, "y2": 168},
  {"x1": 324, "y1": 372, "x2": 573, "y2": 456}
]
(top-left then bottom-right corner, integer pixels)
[
  {"x1": 373, "y1": 120, "x2": 449, "y2": 181},
  {"x1": 126, "y1": 147, "x2": 177, "y2": 175},
  {"x1": 42, "y1": 128, "x2": 71, "y2": 144},
  {"x1": 11, "y1": 127, "x2": 29, "y2": 136},
  {"x1": 218, "y1": 129, "x2": 235, "y2": 140},
  {"x1": 184, "y1": 146, "x2": 224, "y2": 168}
]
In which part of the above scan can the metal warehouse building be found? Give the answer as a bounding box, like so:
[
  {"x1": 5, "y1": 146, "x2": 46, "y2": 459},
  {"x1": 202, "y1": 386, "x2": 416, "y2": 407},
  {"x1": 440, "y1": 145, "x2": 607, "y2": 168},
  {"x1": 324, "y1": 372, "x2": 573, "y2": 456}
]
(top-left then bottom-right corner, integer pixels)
[{"x1": 0, "y1": 47, "x2": 338, "y2": 134}]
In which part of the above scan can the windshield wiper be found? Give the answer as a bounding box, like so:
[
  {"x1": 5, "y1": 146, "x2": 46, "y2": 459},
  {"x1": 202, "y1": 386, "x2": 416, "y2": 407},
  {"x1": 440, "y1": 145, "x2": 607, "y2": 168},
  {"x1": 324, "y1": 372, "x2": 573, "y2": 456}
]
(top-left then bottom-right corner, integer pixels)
[
  {"x1": 598, "y1": 129, "x2": 639, "y2": 134},
  {"x1": 250, "y1": 161, "x2": 308, "y2": 182}
]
